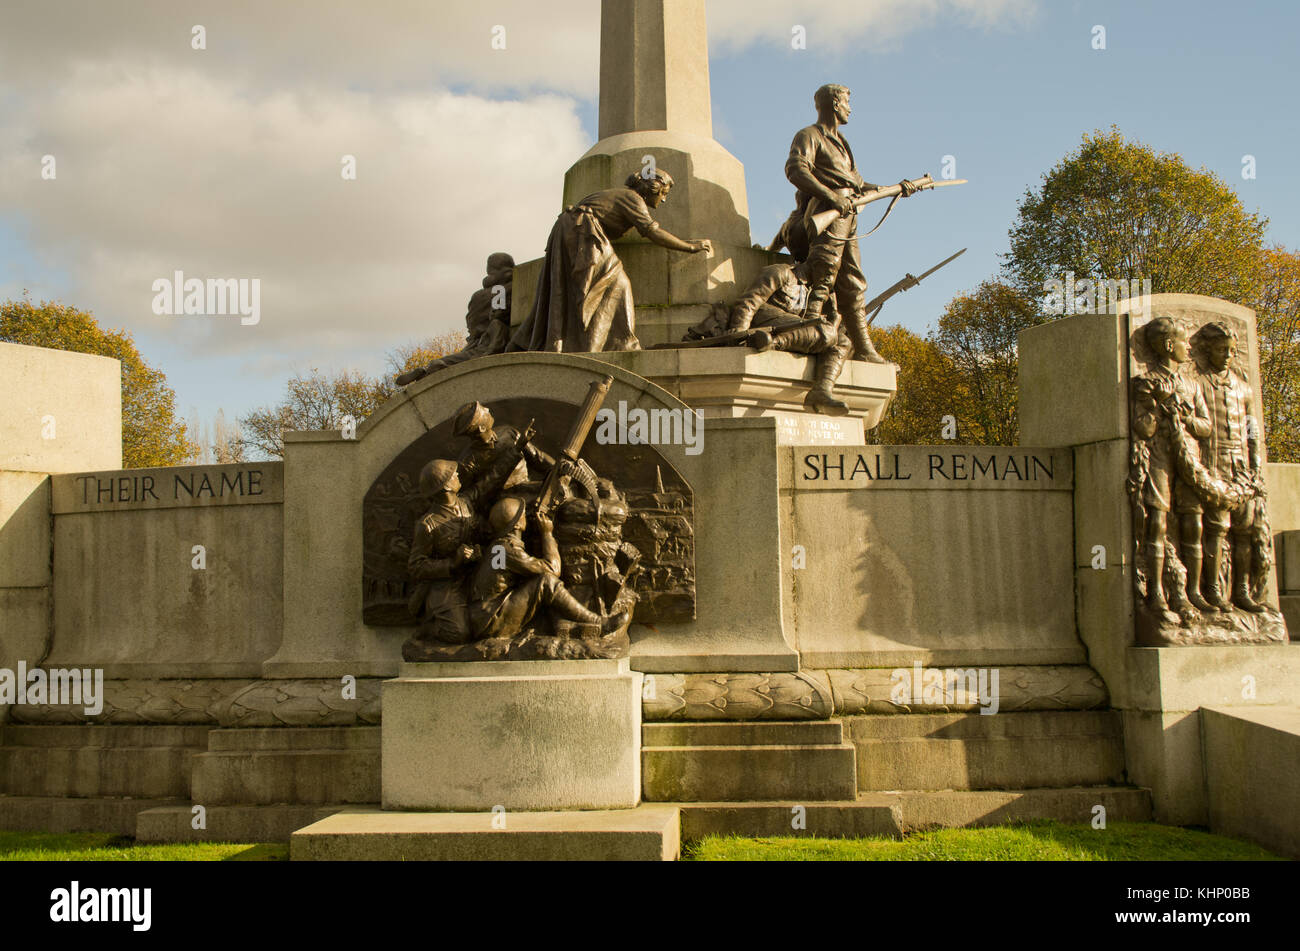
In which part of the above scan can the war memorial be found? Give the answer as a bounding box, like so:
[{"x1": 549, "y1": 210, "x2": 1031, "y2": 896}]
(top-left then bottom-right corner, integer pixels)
[{"x1": 1, "y1": 0, "x2": 1297, "y2": 863}]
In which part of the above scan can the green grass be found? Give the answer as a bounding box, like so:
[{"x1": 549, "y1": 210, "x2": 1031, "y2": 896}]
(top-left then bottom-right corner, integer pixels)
[
  {"x1": 684, "y1": 821, "x2": 1286, "y2": 861},
  {"x1": 0, "y1": 831, "x2": 289, "y2": 862},
  {"x1": 0, "y1": 821, "x2": 1284, "y2": 861}
]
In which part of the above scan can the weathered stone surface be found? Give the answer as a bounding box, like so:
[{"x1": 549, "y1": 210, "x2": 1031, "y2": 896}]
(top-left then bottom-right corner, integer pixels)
[
  {"x1": 10, "y1": 678, "x2": 382, "y2": 726},
  {"x1": 846, "y1": 711, "x2": 1126, "y2": 792},
  {"x1": 291, "y1": 805, "x2": 680, "y2": 861},
  {"x1": 641, "y1": 665, "x2": 1108, "y2": 720},
  {"x1": 781, "y1": 447, "x2": 1081, "y2": 669},
  {"x1": 382, "y1": 659, "x2": 641, "y2": 811},
  {"x1": 1202, "y1": 705, "x2": 1300, "y2": 859},
  {"x1": 0, "y1": 342, "x2": 121, "y2": 474}
]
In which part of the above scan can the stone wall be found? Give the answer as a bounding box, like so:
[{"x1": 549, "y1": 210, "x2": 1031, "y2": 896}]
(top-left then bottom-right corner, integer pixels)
[
  {"x1": 780, "y1": 445, "x2": 1082, "y2": 668},
  {"x1": 44, "y1": 463, "x2": 284, "y2": 678},
  {"x1": 0, "y1": 343, "x2": 122, "y2": 689}
]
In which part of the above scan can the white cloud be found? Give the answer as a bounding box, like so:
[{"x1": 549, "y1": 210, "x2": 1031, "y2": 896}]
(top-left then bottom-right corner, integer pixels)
[
  {"x1": 0, "y1": 62, "x2": 588, "y2": 361},
  {"x1": 707, "y1": 0, "x2": 1037, "y2": 53}
]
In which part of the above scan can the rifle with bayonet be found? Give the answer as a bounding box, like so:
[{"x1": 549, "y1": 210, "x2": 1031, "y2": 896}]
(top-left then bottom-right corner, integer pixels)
[
  {"x1": 864, "y1": 247, "x2": 966, "y2": 326},
  {"x1": 809, "y1": 173, "x2": 968, "y2": 240}
]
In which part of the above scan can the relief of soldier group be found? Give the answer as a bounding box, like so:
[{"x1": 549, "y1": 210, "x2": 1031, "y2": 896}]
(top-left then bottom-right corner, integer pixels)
[
  {"x1": 362, "y1": 387, "x2": 696, "y2": 662},
  {"x1": 1128, "y1": 316, "x2": 1287, "y2": 646}
]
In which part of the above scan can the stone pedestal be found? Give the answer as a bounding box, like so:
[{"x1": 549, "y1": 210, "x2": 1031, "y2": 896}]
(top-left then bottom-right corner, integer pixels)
[
  {"x1": 381, "y1": 659, "x2": 642, "y2": 811},
  {"x1": 588, "y1": 348, "x2": 895, "y2": 440}
]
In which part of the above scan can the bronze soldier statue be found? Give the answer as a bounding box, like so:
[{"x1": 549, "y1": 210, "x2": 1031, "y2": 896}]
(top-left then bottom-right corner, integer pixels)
[
  {"x1": 451, "y1": 400, "x2": 557, "y2": 506},
  {"x1": 396, "y1": 253, "x2": 515, "y2": 386},
  {"x1": 405, "y1": 460, "x2": 484, "y2": 655},
  {"x1": 785, "y1": 84, "x2": 917, "y2": 364},
  {"x1": 1185, "y1": 322, "x2": 1267, "y2": 613},
  {"x1": 1130, "y1": 317, "x2": 1213, "y2": 624},
  {"x1": 727, "y1": 259, "x2": 851, "y2": 415},
  {"x1": 468, "y1": 497, "x2": 629, "y2": 640}
]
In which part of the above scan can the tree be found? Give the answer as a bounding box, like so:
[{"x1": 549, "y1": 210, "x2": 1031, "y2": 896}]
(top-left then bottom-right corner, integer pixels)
[
  {"x1": 1, "y1": 296, "x2": 195, "y2": 467},
  {"x1": 186, "y1": 409, "x2": 246, "y2": 464},
  {"x1": 385, "y1": 330, "x2": 467, "y2": 378},
  {"x1": 870, "y1": 324, "x2": 965, "y2": 444},
  {"x1": 1251, "y1": 246, "x2": 1300, "y2": 463},
  {"x1": 1003, "y1": 128, "x2": 1268, "y2": 307},
  {"x1": 238, "y1": 368, "x2": 390, "y2": 459},
  {"x1": 932, "y1": 280, "x2": 1047, "y2": 445},
  {"x1": 238, "y1": 334, "x2": 465, "y2": 459}
]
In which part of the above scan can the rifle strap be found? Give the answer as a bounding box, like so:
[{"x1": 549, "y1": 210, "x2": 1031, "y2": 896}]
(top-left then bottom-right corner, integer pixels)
[{"x1": 826, "y1": 193, "x2": 901, "y2": 242}]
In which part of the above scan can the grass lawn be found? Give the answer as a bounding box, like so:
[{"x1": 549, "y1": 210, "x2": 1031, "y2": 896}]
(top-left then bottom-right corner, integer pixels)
[
  {"x1": 684, "y1": 820, "x2": 1286, "y2": 861},
  {"x1": 0, "y1": 821, "x2": 1283, "y2": 861},
  {"x1": 0, "y1": 831, "x2": 288, "y2": 861}
]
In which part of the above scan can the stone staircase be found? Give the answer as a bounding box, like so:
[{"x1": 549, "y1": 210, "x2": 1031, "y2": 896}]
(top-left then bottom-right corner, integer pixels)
[
  {"x1": 0, "y1": 724, "x2": 206, "y2": 835},
  {"x1": 644, "y1": 711, "x2": 1152, "y2": 839},
  {"x1": 0, "y1": 710, "x2": 1153, "y2": 847}
]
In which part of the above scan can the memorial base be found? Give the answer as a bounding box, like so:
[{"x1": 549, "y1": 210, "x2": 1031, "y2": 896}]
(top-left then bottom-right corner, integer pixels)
[
  {"x1": 381, "y1": 659, "x2": 642, "y2": 811},
  {"x1": 291, "y1": 805, "x2": 679, "y2": 861}
]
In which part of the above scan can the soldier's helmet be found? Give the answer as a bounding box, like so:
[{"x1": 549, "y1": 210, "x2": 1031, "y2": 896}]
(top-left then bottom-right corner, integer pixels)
[
  {"x1": 488, "y1": 497, "x2": 528, "y2": 536},
  {"x1": 453, "y1": 401, "x2": 493, "y2": 437},
  {"x1": 418, "y1": 459, "x2": 458, "y2": 497}
]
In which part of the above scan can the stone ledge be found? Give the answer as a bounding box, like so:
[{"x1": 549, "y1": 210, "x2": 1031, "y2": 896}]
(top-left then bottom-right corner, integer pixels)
[{"x1": 290, "y1": 805, "x2": 680, "y2": 861}]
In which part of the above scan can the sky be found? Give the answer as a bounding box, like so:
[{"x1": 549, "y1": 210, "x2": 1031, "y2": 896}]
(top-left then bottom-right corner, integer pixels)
[{"x1": 2, "y1": 0, "x2": 1297, "y2": 441}]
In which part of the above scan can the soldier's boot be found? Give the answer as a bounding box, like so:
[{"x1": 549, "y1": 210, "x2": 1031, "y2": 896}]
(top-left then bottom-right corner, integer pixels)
[
  {"x1": 1182, "y1": 545, "x2": 1215, "y2": 613},
  {"x1": 549, "y1": 586, "x2": 632, "y2": 634},
  {"x1": 1203, "y1": 534, "x2": 1234, "y2": 612},
  {"x1": 803, "y1": 349, "x2": 849, "y2": 417},
  {"x1": 395, "y1": 365, "x2": 429, "y2": 387},
  {"x1": 1145, "y1": 547, "x2": 1180, "y2": 625},
  {"x1": 843, "y1": 313, "x2": 888, "y2": 364},
  {"x1": 1231, "y1": 537, "x2": 1266, "y2": 613}
]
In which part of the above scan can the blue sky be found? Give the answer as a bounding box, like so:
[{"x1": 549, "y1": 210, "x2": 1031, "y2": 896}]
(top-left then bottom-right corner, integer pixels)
[{"x1": 1, "y1": 0, "x2": 1296, "y2": 442}]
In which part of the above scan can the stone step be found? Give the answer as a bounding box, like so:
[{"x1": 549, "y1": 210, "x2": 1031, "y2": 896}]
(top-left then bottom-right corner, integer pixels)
[
  {"x1": 0, "y1": 746, "x2": 197, "y2": 798},
  {"x1": 845, "y1": 710, "x2": 1123, "y2": 740},
  {"x1": 672, "y1": 786, "x2": 1153, "y2": 840},
  {"x1": 0, "y1": 725, "x2": 211, "y2": 748},
  {"x1": 135, "y1": 803, "x2": 348, "y2": 843},
  {"x1": 642, "y1": 720, "x2": 844, "y2": 746},
  {"x1": 190, "y1": 748, "x2": 380, "y2": 805},
  {"x1": 642, "y1": 743, "x2": 857, "y2": 802},
  {"x1": 0, "y1": 796, "x2": 185, "y2": 836},
  {"x1": 290, "y1": 805, "x2": 680, "y2": 861},
  {"x1": 678, "y1": 796, "x2": 902, "y2": 839},
  {"x1": 845, "y1": 712, "x2": 1126, "y2": 791},
  {"x1": 889, "y1": 786, "x2": 1153, "y2": 830}
]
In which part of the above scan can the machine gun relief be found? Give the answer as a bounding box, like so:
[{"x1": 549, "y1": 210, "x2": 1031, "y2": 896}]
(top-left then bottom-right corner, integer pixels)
[
  {"x1": 809, "y1": 173, "x2": 969, "y2": 240},
  {"x1": 532, "y1": 375, "x2": 614, "y2": 518}
]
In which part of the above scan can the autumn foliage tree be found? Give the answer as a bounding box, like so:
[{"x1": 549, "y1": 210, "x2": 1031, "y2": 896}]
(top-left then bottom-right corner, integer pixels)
[
  {"x1": 1251, "y1": 247, "x2": 1300, "y2": 462},
  {"x1": 1, "y1": 296, "x2": 195, "y2": 467},
  {"x1": 1002, "y1": 127, "x2": 1268, "y2": 305},
  {"x1": 238, "y1": 332, "x2": 466, "y2": 459}
]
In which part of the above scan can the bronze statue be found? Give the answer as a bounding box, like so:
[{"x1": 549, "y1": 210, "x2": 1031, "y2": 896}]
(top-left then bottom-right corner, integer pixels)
[
  {"x1": 725, "y1": 260, "x2": 851, "y2": 415},
  {"x1": 1130, "y1": 317, "x2": 1213, "y2": 625},
  {"x1": 784, "y1": 84, "x2": 916, "y2": 364},
  {"x1": 397, "y1": 253, "x2": 515, "y2": 386},
  {"x1": 1127, "y1": 315, "x2": 1287, "y2": 645},
  {"x1": 1185, "y1": 322, "x2": 1267, "y2": 614},
  {"x1": 404, "y1": 460, "x2": 484, "y2": 655},
  {"x1": 452, "y1": 400, "x2": 555, "y2": 505},
  {"x1": 508, "y1": 169, "x2": 712, "y2": 353},
  {"x1": 468, "y1": 498, "x2": 629, "y2": 641}
]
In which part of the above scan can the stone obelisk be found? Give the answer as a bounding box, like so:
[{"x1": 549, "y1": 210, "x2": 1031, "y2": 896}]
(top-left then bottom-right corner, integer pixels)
[{"x1": 512, "y1": 0, "x2": 770, "y2": 348}]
